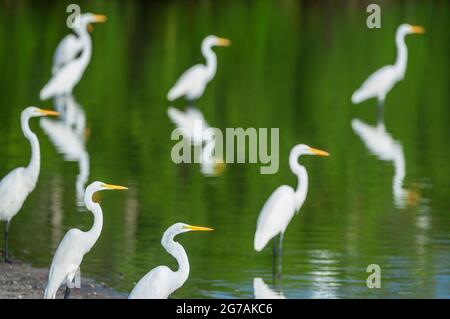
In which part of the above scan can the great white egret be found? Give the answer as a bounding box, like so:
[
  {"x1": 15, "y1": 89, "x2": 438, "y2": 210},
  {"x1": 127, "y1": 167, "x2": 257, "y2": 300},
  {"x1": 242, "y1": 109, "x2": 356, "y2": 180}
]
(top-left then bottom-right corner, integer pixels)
[
  {"x1": 40, "y1": 13, "x2": 107, "y2": 101},
  {"x1": 0, "y1": 107, "x2": 59, "y2": 263},
  {"x1": 44, "y1": 181, "x2": 127, "y2": 299},
  {"x1": 351, "y1": 24, "x2": 425, "y2": 106},
  {"x1": 351, "y1": 118, "x2": 418, "y2": 208},
  {"x1": 254, "y1": 144, "x2": 329, "y2": 262},
  {"x1": 167, "y1": 35, "x2": 231, "y2": 102},
  {"x1": 129, "y1": 223, "x2": 213, "y2": 299},
  {"x1": 167, "y1": 107, "x2": 225, "y2": 176}
]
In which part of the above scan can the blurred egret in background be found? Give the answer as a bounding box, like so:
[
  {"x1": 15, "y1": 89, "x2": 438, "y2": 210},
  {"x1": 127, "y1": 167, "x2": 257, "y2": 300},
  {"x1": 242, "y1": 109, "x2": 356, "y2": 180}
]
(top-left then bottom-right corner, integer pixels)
[
  {"x1": 351, "y1": 24, "x2": 425, "y2": 107},
  {"x1": 352, "y1": 118, "x2": 419, "y2": 208},
  {"x1": 0, "y1": 107, "x2": 59, "y2": 263},
  {"x1": 44, "y1": 181, "x2": 127, "y2": 299},
  {"x1": 129, "y1": 223, "x2": 213, "y2": 299},
  {"x1": 40, "y1": 13, "x2": 107, "y2": 101},
  {"x1": 167, "y1": 106, "x2": 225, "y2": 176},
  {"x1": 167, "y1": 35, "x2": 231, "y2": 102},
  {"x1": 40, "y1": 97, "x2": 89, "y2": 207},
  {"x1": 253, "y1": 277, "x2": 286, "y2": 299},
  {"x1": 254, "y1": 144, "x2": 329, "y2": 272}
]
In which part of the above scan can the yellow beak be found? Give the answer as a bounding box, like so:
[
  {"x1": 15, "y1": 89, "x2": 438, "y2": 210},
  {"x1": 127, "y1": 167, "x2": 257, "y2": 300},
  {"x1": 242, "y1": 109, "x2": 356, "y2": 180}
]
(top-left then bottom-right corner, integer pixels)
[
  {"x1": 38, "y1": 109, "x2": 59, "y2": 116},
  {"x1": 185, "y1": 225, "x2": 214, "y2": 232},
  {"x1": 217, "y1": 37, "x2": 231, "y2": 46},
  {"x1": 411, "y1": 25, "x2": 425, "y2": 34},
  {"x1": 309, "y1": 147, "x2": 330, "y2": 157},
  {"x1": 102, "y1": 183, "x2": 128, "y2": 190},
  {"x1": 94, "y1": 14, "x2": 107, "y2": 23}
]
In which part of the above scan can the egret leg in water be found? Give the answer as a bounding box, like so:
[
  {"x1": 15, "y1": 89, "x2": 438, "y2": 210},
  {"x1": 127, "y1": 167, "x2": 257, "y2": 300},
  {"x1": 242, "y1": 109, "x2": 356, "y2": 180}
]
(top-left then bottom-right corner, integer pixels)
[
  {"x1": 272, "y1": 233, "x2": 284, "y2": 280},
  {"x1": 377, "y1": 100, "x2": 385, "y2": 124},
  {"x1": 4, "y1": 221, "x2": 11, "y2": 263}
]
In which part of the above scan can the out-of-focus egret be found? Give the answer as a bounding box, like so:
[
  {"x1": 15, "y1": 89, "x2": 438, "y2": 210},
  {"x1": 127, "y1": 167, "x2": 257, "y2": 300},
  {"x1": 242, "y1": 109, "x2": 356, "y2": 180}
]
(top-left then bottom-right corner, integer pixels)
[
  {"x1": 44, "y1": 181, "x2": 127, "y2": 299},
  {"x1": 167, "y1": 35, "x2": 231, "y2": 102},
  {"x1": 254, "y1": 144, "x2": 329, "y2": 260},
  {"x1": 129, "y1": 223, "x2": 213, "y2": 299},
  {"x1": 167, "y1": 107, "x2": 225, "y2": 176},
  {"x1": 40, "y1": 13, "x2": 107, "y2": 101},
  {"x1": 352, "y1": 119, "x2": 419, "y2": 208},
  {"x1": 351, "y1": 24, "x2": 425, "y2": 106},
  {"x1": 0, "y1": 107, "x2": 59, "y2": 263},
  {"x1": 253, "y1": 277, "x2": 286, "y2": 299}
]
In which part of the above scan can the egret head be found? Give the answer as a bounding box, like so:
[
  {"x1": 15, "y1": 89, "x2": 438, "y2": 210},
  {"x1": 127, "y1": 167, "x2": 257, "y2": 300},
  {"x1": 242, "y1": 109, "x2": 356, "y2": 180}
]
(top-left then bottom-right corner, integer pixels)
[
  {"x1": 87, "y1": 181, "x2": 128, "y2": 193},
  {"x1": 203, "y1": 35, "x2": 231, "y2": 48},
  {"x1": 291, "y1": 144, "x2": 330, "y2": 157},
  {"x1": 399, "y1": 24, "x2": 425, "y2": 36},
  {"x1": 23, "y1": 107, "x2": 59, "y2": 119},
  {"x1": 165, "y1": 223, "x2": 214, "y2": 239},
  {"x1": 74, "y1": 13, "x2": 107, "y2": 32}
]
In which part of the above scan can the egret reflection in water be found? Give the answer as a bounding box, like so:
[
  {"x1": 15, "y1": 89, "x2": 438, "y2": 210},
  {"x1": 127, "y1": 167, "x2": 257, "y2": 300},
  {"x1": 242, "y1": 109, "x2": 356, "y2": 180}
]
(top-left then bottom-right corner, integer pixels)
[
  {"x1": 167, "y1": 106, "x2": 225, "y2": 177},
  {"x1": 351, "y1": 118, "x2": 419, "y2": 209},
  {"x1": 253, "y1": 277, "x2": 285, "y2": 299},
  {"x1": 40, "y1": 95, "x2": 90, "y2": 208}
]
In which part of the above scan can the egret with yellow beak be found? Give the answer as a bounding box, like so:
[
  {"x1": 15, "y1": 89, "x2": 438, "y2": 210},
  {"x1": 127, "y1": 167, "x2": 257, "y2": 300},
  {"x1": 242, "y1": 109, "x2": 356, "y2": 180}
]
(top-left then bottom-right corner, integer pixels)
[
  {"x1": 44, "y1": 181, "x2": 127, "y2": 299},
  {"x1": 167, "y1": 35, "x2": 231, "y2": 102},
  {"x1": 0, "y1": 107, "x2": 59, "y2": 263},
  {"x1": 129, "y1": 223, "x2": 213, "y2": 299},
  {"x1": 351, "y1": 24, "x2": 425, "y2": 107},
  {"x1": 40, "y1": 13, "x2": 107, "y2": 101},
  {"x1": 254, "y1": 144, "x2": 329, "y2": 268}
]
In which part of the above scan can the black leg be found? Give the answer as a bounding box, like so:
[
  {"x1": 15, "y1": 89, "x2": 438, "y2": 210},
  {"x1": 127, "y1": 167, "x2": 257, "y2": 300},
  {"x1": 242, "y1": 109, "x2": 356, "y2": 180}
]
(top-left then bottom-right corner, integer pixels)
[
  {"x1": 277, "y1": 233, "x2": 284, "y2": 280},
  {"x1": 4, "y1": 221, "x2": 11, "y2": 263},
  {"x1": 272, "y1": 236, "x2": 278, "y2": 279},
  {"x1": 377, "y1": 99, "x2": 385, "y2": 124},
  {"x1": 64, "y1": 286, "x2": 71, "y2": 299}
]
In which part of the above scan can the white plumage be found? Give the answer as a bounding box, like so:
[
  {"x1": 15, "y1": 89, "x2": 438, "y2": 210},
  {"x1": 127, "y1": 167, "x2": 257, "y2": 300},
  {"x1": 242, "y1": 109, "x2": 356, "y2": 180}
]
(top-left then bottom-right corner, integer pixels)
[
  {"x1": 254, "y1": 144, "x2": 329, "y2": 254},
  {"x1": 167, "y1": 35, "x2": 231, "y2": 102},
  {"x1": 44, "y1": 181, "x2": 127, "y2": 299},
  {"x1": 0, "y1": 107, "x2": 58, "y2": 262},
  {"x1": 351, "y1": 24, "x2": 425, "y2": 105},
  {"x1": 129, "y1": 223, "x2": 213, "y2": 299}
]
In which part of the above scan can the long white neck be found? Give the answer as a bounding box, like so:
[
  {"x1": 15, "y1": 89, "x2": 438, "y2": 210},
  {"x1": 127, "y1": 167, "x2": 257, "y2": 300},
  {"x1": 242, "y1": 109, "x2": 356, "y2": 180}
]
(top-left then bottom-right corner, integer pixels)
[
  {"x1": 21, "y1": 114, "x2": 40, "y2": 183},
  {"x1": 84, "y1": 188, "x2": 103, "y2": 252},
  {"x1": 289, "y1": 152, "x2": 308, "y2": 211},
  {"x1": 162, "y1": 234, "x2": 189, "y2": 289},
  {"x1": 202, "y1": 42, "x2": 217, "y2": 81},
  {"x1": 394, "y1": 30, "x2": 408, "y2": 80},
  {"x1": 76, "y1": 24, "x2": 92, "y2": 73}
]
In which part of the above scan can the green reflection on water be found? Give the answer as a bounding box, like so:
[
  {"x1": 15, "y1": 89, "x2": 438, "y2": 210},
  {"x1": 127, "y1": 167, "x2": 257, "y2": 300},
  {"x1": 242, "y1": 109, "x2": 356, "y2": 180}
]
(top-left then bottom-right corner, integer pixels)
[{"x1": 0, "y1": 0, "x2": 449, "y2": 298}]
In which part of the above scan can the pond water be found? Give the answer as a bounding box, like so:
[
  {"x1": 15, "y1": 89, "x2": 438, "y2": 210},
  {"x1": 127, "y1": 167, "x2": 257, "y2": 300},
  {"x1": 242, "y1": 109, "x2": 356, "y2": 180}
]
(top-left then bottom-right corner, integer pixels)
[{"x1": 0, "y1": 0, "x2": 449, "y2": 298}]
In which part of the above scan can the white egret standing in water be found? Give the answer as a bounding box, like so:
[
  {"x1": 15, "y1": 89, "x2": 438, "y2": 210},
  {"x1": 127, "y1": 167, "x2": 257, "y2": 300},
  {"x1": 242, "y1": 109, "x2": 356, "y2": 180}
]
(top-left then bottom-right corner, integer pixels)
[
  {"x1": 0, "y1": 107, "x2": 59, "y2": 263},
  {"x1": 254, "y1": 144, "x2": 329, "y2": 270},
  {"x1": 351, "y1": 24, "x2": 425, "y2": 107},
  {"x1": 40, "y1": 13, "x2": 107, "y2": 101},
  {"x1": 44, "y1": 181, "x2": 127, "y2": 299},
  {"x1": 167, "y1": 35, "x2": 231, "y2": 102},
  {"x1": 129, "y1": 223, "x2": 213, "y2": 299}
]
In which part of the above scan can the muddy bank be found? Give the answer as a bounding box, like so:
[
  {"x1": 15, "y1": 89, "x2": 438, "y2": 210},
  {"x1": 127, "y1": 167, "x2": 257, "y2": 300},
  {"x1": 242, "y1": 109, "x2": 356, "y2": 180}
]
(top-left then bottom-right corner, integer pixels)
[{"x1": 0, "y1": 261, "x2": 126, "y2": 299}]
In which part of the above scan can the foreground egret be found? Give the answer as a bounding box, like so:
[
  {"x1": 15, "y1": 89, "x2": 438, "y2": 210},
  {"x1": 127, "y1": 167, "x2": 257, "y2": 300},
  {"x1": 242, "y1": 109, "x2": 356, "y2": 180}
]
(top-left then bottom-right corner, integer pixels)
[
  {"x1": 40, "y1": 13, "x2": 107, "y2": 101},
  {"x1": 254, "y1": 144, "x2": 329, "y2": 259},
  {"x1": 167, "y1": 107, "x2": 225, "y2": 176},
  {"x1": 129, "y1": 223, "x2": 213, "y2": 299},
  {"x1": 167, "y1": 35, "x2": 231, "y2": 102},
  {"x1": 44, "y1": 181, "x2": 127, "y2": 299},
  {"x1": 351, "y1": 24, "x2": 425, "y2": 106},
  {"x1": 0, "y1": 107, "x2": 59, "y2": 263}
]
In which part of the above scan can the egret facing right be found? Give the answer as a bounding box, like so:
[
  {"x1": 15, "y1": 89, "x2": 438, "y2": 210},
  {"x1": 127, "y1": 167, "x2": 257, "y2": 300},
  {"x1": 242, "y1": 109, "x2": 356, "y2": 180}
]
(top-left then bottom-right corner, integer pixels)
[
  {"x1": 44, "y1": 181, "x2": 127, "y2": 299},
  {"x1": 351, "y1": 24, "x2": 425, "y2": 107},
  {"x1": 129, "y1": 223, "x2": 213, "y2": 299},
  {"x1": 0, "y1": 107, "x2": 59, "y2": 263},
  {"x1": 254, "y1": 144, "x2": 329, "y2": 263},
  {"x1": 167, "y1": 35, "x2": 231, "y2": 102}
]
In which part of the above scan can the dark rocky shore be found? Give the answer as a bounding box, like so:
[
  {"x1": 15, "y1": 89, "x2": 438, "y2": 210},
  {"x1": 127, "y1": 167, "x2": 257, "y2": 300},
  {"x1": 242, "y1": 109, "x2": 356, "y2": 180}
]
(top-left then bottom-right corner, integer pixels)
[{"x1": 0, "y1": 261, "x2": 126, "y2": 299}]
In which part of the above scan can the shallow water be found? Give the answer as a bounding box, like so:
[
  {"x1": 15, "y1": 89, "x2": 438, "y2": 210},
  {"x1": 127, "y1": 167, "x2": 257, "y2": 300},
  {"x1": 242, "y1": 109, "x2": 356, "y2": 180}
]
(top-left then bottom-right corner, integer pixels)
[{"x1": 0, "y1": 0, "x2": 449, "y2": 298}]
